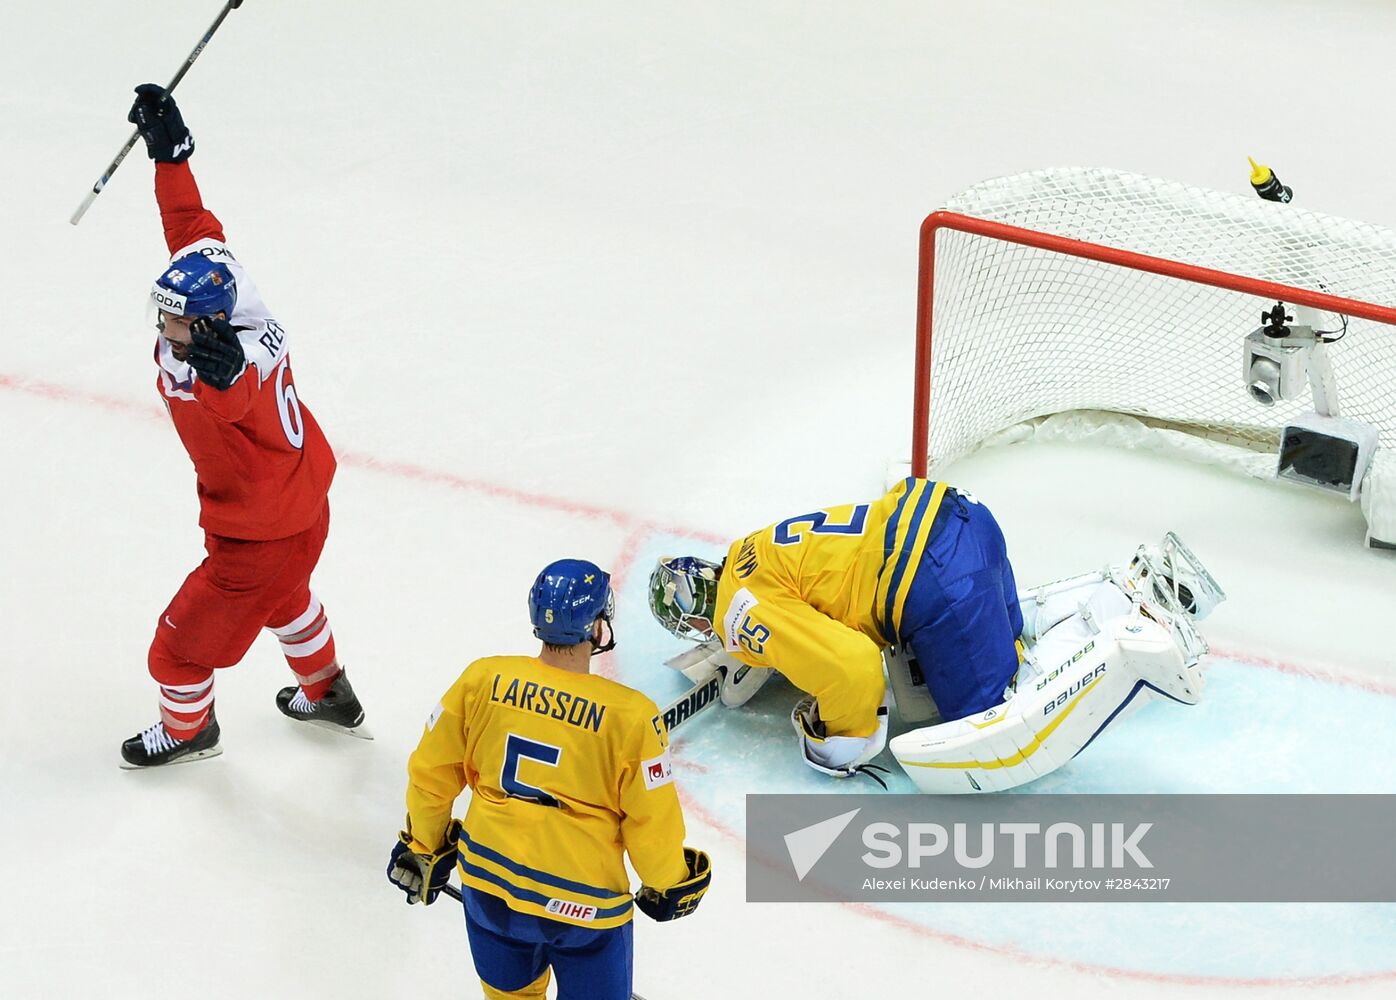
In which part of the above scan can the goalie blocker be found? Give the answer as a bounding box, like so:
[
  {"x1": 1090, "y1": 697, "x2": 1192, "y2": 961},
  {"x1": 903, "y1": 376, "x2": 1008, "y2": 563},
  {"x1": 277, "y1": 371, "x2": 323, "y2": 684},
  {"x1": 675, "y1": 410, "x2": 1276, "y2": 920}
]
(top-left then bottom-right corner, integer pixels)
[{"x1": 889, "y1": 533, "x2": 1224, "y2": 793}]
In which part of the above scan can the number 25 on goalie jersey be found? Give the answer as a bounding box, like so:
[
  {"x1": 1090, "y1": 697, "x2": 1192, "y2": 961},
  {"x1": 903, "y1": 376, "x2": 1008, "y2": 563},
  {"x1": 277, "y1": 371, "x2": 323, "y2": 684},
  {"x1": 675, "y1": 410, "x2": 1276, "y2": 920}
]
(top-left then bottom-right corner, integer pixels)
[
  {"x1": 712, "y1": 479, "x2": 953, "y2": 737},
  {"x1": 404, "y1": 655, "x2": 690, "y2": 929}
]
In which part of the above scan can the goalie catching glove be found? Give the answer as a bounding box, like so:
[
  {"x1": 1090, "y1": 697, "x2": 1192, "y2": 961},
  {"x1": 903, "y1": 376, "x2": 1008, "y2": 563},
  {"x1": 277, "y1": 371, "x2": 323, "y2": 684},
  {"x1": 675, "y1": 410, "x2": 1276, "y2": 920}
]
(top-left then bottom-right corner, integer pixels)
[
  {"x1": 634, "y1": 847, "x2": 712, "y2": 921},
  {"x1": 387, "y1": 818, "x2": 463, "y2": 905}
]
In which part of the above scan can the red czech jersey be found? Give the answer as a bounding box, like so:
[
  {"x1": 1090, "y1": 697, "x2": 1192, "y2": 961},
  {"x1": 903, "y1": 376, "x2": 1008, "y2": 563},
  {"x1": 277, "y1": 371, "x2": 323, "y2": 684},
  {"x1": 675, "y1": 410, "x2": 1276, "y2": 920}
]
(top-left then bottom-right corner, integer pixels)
[{"x1": 152, "y1": 162, "x2": 336, "y2": 541}]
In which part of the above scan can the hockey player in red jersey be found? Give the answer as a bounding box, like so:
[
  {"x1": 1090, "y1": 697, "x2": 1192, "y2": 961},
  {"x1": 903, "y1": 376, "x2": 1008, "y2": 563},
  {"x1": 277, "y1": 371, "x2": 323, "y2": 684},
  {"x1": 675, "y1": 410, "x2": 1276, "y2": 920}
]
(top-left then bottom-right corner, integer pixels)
[{"x1": 120, "y1": 84, "x2": 367, "y2": 768}]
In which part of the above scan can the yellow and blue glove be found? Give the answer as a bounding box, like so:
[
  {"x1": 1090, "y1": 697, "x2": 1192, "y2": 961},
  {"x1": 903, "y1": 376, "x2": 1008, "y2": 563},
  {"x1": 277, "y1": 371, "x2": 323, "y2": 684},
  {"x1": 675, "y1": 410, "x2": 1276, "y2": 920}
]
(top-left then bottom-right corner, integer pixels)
[
  {"x1": 387, "y1": 819, "x2": 462, "y2": 905},
  {"x1": 635, "y1": 847, "x2": 711, "y2": 921}
]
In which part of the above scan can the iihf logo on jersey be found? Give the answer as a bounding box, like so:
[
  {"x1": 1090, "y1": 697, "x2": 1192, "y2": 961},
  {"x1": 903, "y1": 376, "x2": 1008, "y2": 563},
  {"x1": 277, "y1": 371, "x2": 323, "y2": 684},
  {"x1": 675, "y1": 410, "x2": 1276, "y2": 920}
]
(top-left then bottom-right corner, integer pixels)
[{"x1": 545, "y1": 899, "x2": 597, "y2": 922}]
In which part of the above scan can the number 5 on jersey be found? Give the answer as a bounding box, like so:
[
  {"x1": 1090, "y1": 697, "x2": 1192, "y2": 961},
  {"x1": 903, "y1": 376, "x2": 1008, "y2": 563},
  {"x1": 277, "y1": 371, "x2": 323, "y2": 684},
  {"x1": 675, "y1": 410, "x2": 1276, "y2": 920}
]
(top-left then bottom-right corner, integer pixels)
[{"x1": 501, "y1": 733, "x2": 562, "y2": 807}]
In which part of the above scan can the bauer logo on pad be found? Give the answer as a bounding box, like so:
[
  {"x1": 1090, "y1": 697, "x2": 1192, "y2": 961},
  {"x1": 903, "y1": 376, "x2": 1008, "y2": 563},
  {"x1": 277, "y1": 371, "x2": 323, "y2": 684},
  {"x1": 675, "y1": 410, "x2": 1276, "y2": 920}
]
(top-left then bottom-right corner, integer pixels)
[{"x1": 642, "y1": 749, "x2": 673, "y2": 790}]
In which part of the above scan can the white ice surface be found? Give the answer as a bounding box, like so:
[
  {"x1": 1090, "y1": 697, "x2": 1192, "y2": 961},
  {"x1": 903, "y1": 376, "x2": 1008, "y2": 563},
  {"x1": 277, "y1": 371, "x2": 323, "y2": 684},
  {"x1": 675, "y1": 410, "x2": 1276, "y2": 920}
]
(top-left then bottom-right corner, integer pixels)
[{"x1": 4, "y1": 1, "x2": 1396, "y2": 997}]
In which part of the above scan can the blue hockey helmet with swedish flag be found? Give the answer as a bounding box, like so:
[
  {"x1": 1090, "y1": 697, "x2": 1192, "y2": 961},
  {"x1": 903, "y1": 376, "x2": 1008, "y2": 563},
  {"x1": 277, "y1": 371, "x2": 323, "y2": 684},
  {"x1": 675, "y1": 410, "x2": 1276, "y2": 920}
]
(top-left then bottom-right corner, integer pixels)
[
  {"x1": 529, "y1": 559, "x2": 616, "y2": 651},
  {"x1": 151, "y1": 253, "x2": 237, "y2": 318}
]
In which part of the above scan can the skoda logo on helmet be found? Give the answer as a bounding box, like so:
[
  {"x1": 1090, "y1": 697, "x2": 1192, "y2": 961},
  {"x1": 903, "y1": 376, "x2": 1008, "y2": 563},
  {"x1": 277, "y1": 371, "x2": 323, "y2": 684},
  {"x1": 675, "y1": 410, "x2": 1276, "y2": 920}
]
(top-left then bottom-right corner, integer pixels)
[{"x1": 151, "y1": 287, "x2": 187, "y2": 313}]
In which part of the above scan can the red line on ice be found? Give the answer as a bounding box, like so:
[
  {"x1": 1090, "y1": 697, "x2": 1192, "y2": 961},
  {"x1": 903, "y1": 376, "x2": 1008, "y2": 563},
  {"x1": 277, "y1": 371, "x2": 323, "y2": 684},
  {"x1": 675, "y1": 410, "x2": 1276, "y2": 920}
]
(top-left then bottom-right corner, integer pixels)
[
  {"x1": 9, "y1": 371, "x2": 1393, "y2": 988},
  {"x1": 0, "y1": 373, "x2": 724, "y2": 544}
]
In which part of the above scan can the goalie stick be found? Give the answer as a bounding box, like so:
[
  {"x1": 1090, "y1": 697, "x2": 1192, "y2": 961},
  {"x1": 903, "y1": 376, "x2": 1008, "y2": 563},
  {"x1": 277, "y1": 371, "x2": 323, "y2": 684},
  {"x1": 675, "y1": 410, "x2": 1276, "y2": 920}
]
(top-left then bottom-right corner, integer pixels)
[
  {"x1": 652, "y1": 637, "x2": 765, "y2": 736},
  {"x1": 70, "y1": 0, "x2": 246, "y2": 225},
  {"x1": 658, "y1": 668, "x2": 723, "y2": 736}
]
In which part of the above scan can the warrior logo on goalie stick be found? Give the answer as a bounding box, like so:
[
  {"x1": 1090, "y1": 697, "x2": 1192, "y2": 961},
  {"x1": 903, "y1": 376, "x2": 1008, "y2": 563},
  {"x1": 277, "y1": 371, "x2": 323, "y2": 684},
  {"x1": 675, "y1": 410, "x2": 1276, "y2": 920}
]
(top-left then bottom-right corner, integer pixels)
[{"x1": 663, "y1": 676, "x2": 720, "y2": 732}]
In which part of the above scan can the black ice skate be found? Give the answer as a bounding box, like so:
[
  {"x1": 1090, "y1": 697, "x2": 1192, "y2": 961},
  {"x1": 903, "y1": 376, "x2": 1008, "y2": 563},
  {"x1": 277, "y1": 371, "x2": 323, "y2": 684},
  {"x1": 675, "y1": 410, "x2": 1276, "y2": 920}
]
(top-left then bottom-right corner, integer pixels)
[
  {"x1": 275, "y1": 671, "x2": 372, "y2": 740},
  {"x1": 120, "y1": 715, "x2": 222, "y2": 769}
]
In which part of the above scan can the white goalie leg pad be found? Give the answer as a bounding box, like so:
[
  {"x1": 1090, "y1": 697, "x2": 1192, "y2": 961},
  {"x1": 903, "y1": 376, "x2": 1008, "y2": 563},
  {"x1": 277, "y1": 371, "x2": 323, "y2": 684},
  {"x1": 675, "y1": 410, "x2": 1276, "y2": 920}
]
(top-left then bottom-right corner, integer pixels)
[
  {"x1": 884, "y1": 645, "x2": 941, "y2": 724},
  {"x1": 1017, "y1": 570, "x2": 1110, "y2": 644},
  {"x1": 890, "y1": 586, "x2": 1204, "y2": 793},
  {"x1": 793, "y1": 694, "x2": 890, "y2": 778},
  {"x1": 664, "y1": 639, "x2": 773, "y2": 707}
]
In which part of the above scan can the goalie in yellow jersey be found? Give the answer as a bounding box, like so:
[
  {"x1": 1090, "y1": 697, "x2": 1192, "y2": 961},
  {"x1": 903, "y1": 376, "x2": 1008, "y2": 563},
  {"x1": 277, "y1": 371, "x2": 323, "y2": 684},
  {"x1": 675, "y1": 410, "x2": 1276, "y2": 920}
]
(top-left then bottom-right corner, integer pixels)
[
  {"x1": 389, "y1": 559, "x2": 710, "y2": 1000},
  {"x1": 649, "y1": 479, "x2": 1225, "y2": 791}
]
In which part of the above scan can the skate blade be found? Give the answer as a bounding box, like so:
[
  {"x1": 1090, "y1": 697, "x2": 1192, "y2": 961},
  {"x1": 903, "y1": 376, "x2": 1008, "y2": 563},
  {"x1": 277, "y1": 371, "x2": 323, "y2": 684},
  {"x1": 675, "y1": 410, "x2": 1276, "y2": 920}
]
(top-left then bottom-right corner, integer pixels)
[
  {"x1": 118, "y1": 745, "x2": 224, "y2": 770},
  {"x1": 302, "y1": 718, "x2": 374, "y2": 741}
]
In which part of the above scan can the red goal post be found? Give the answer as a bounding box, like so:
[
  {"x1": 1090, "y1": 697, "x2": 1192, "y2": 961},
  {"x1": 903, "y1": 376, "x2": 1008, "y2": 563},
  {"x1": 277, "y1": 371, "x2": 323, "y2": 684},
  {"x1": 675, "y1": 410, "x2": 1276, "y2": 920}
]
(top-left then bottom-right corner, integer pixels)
[{"x1": 907, "y1": 168, "x2": 1396, "y2": 546}]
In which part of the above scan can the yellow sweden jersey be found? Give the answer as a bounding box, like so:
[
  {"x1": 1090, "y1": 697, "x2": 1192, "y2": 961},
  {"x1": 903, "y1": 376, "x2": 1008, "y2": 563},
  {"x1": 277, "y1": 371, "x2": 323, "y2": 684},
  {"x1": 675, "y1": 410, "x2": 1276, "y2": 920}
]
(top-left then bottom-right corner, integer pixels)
[
  {"x1": 404, "y1": 655, "x2": 689, "y2": 929},
  {"x1": 714, "y1": 478, "x2": 950, "y2": 737}
]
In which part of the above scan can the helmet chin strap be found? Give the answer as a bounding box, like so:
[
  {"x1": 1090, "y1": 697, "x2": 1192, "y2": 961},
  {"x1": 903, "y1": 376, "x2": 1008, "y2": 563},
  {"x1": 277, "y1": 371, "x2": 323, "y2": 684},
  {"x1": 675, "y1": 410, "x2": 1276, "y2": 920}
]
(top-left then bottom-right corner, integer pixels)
[{"x1": 589, "y1": 617, "x2": 616, "y2": 656}]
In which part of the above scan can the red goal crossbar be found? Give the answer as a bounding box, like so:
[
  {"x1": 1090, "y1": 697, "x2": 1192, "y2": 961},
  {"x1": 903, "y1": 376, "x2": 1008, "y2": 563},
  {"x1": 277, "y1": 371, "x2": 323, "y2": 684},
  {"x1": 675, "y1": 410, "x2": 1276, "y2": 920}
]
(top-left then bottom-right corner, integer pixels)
[{"x1": 910, "y1": 211, "x2": 1396, "y2": 478}]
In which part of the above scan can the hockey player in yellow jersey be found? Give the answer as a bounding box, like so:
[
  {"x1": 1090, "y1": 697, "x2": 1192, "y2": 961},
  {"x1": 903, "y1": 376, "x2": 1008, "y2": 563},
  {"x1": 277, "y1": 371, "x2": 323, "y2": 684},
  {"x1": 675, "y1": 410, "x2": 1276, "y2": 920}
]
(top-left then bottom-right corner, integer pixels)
[
  {"x1": 650, "y1": 480, "x2": 1227, "y2": 792},
  {"x1": 388, "y1": 559, "x2": 711, "y2": 1000},
  {"x1": 649, "y1": 478, "x2": 1023, "y2": 781}
]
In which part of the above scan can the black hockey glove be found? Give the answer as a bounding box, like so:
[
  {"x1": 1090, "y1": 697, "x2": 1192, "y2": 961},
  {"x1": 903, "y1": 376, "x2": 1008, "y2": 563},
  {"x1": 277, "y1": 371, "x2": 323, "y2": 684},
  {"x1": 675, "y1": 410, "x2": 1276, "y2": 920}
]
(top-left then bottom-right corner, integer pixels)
[
  {"x1": 635, "y1": 847, "x2": 711, "y2": 921},
  {"x1": 127, "y1": 84, "x2": 194, "y2": 163},
  {"x1": 187, "y1": 317, "x2": 247, "y2": 391},
  {"x1": 387, "y1": 819, "x2": 462, "y2": 905}
]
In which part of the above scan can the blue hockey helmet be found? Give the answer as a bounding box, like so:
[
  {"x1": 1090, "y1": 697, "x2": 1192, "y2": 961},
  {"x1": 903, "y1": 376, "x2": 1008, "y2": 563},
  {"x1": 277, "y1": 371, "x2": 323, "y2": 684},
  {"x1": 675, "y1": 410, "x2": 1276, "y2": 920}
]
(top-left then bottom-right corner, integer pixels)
[
  {"x1": 151, "y1": 253, "x2": 237, "y2": 318},
  {"x1": 529, "y1": 559, "x2": 616, "y2": 652}
]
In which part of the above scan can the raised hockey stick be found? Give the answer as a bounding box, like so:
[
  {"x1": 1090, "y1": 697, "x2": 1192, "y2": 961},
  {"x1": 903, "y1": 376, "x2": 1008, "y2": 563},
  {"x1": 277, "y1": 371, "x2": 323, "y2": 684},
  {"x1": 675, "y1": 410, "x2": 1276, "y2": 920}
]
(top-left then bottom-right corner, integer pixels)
[{"x1": 69, "y1": 0, "x2": 245, "y2": 225}]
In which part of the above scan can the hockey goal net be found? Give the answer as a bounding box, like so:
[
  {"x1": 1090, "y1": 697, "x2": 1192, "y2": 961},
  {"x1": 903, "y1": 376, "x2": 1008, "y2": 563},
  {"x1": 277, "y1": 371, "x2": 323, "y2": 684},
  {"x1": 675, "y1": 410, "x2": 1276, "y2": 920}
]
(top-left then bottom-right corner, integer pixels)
[{"x1": 910, "y1": 167, "x2": 1396, "y2": 546}]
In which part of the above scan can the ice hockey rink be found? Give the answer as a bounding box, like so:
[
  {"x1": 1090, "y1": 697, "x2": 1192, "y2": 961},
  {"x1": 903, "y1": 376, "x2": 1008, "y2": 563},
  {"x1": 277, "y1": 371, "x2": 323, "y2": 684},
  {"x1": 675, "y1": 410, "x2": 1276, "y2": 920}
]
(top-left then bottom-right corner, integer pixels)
[{"x1": 6, "y1": 0, "x2": 1396, "y2": 996}]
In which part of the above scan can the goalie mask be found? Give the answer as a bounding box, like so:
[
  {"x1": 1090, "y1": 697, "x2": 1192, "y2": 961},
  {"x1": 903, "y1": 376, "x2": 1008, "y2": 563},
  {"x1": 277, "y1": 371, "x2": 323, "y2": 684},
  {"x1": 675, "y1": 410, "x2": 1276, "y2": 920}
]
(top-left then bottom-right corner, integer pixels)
[{"x1": 648, "y1": 556, "x2": 722, "y2": 643}]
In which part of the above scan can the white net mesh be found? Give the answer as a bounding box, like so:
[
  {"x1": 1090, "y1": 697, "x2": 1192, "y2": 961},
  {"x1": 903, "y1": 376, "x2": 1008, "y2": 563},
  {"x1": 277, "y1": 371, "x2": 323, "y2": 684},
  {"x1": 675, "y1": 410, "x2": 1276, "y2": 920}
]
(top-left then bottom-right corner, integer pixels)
[{"x1": 924, "y1": 167, "x2": 1396, "y2": 469}]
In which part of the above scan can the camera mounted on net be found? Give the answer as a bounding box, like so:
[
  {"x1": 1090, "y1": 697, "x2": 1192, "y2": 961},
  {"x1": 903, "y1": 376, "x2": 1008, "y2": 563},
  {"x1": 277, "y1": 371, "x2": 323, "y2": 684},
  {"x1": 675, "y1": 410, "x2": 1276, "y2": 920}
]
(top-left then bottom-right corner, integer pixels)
[{"x1": 1242, "y1": 300, "x2": 1377, "y2": 504}]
